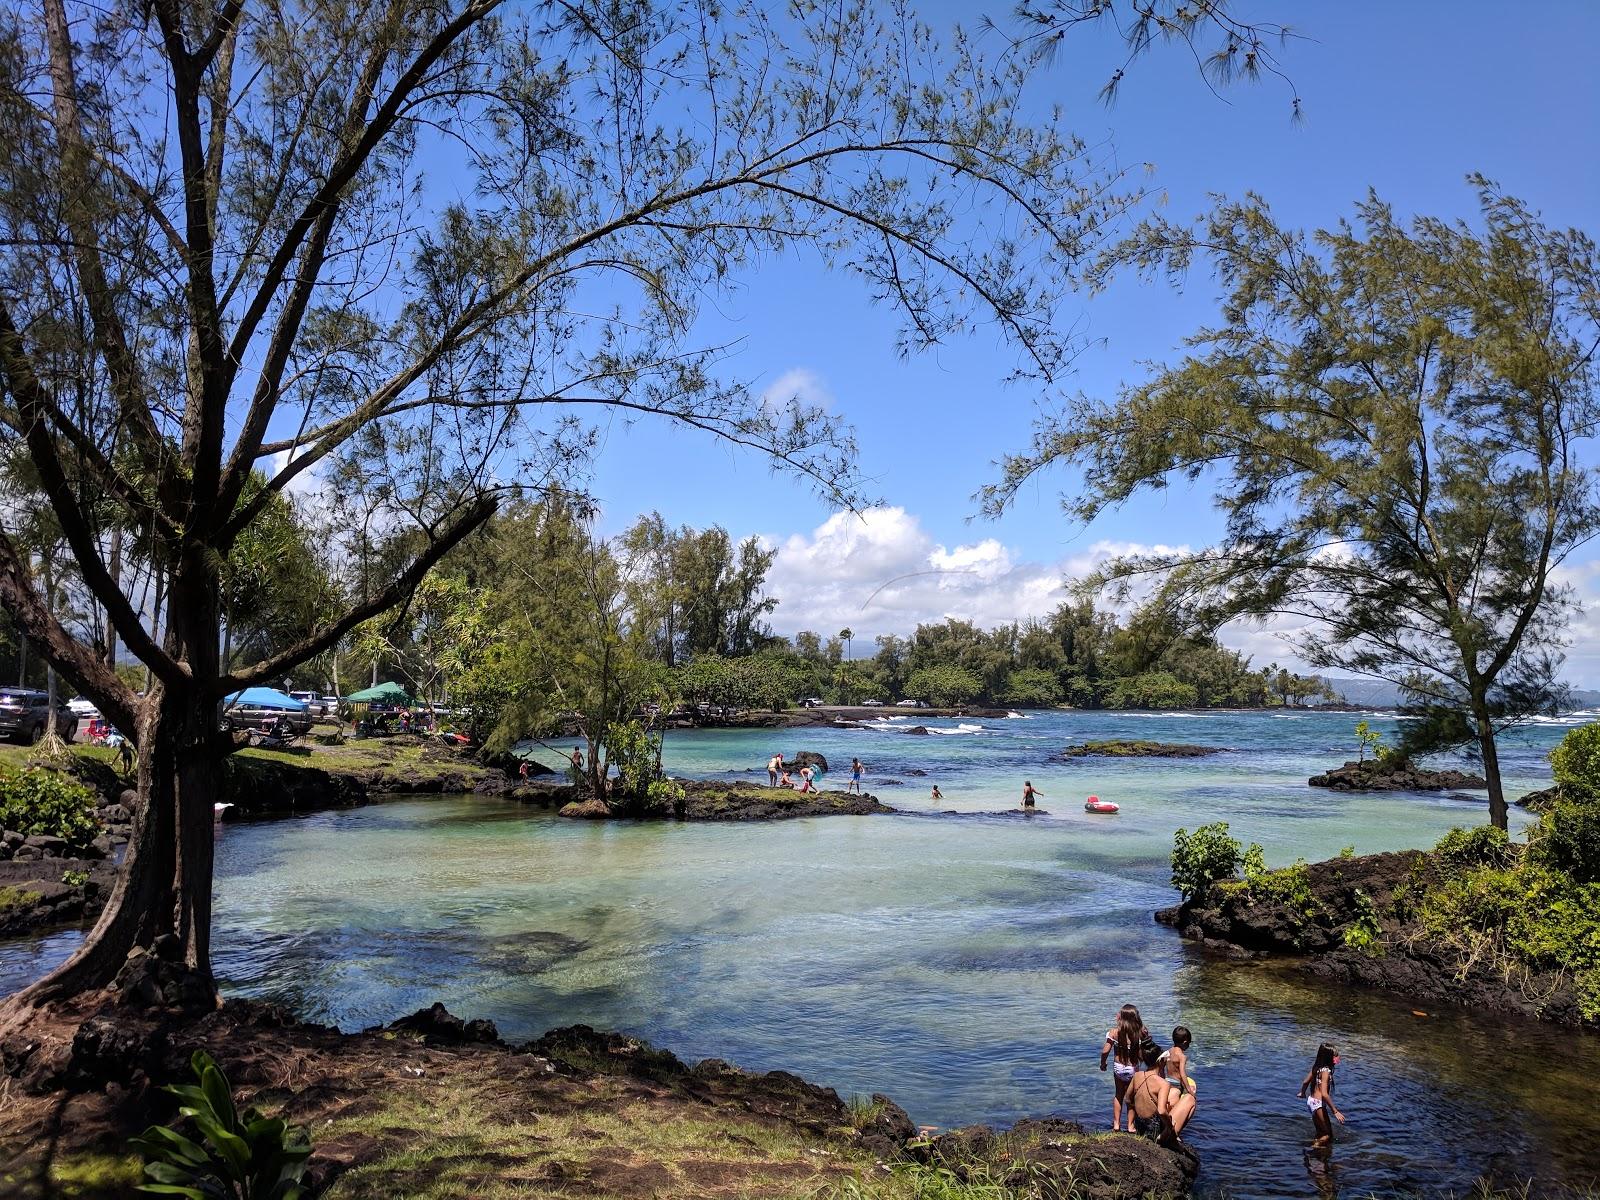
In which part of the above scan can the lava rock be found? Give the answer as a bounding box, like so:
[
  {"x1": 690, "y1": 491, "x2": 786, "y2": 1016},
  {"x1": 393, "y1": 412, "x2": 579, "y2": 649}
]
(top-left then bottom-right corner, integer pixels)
[
  {"x1": 22, "y1": 834, "x2": 67, "y2": 856},
  {"x1": 780, "y1": 751, "x2": 829, "y2": 772},
  {"x1": 1308, "y1": 759, "x2": 1486, "y2": 792},
  {"x1": 387, "y1": 1002, "x2": 501, "y2": 1046},
  {"x1": 558, "y1": 798, "x2": 613, "y2": 819}
]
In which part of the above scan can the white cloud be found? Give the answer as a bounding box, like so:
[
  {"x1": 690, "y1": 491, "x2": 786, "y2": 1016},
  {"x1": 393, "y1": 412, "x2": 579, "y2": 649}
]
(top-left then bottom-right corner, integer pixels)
[
  {"x1": 761, "y1": 505, "x2": 1187, "y2": 640},
  {"x1": 759, "y1": 507, "x2": 1600, "y2": 688},
  {"x1": 759, "y1": 367, "x2": 833, "y2": 412}
]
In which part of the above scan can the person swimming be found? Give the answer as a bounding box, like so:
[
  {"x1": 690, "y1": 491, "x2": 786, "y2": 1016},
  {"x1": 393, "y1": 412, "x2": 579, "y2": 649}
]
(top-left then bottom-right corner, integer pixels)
[{"x1": 930, "y1": 784, "x2": 942, "y2": 801}]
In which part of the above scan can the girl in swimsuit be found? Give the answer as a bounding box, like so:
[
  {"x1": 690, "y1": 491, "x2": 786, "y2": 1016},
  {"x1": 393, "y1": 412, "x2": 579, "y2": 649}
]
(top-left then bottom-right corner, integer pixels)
[
  {"x1": 1298, "y1": 1042, "x2": 1344, "y2": 1148},
  {"x1": 1157, "y1": 1026, "x2": 1197, "y2": 1143},
  {"x1": 1022, "y1": 780, "x2": 1042, "y2": 810},
  {"x1": 1099, "y1": 1003, "x2": 1147, "y2": 1131}
]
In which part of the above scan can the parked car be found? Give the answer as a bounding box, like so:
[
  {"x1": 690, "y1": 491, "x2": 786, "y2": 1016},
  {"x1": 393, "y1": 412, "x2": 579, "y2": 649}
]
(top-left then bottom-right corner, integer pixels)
[
  {"x1": 861, "y1": 699, "x2": 884, "y2": 707},
  {"x1": 895, "y1": 699, "x2": 923, "y2": 708},
  {"x1": 225, "y1": 702, "x2": 314, "y2": 736},
  {"x1": 800, "y1": 697, "x2": 825, "y2": 708},
  {"x1": 0, "y1": 688, "x2": 76, "y2": 744},
  {"x1": 68, "y1": 695, "x2": 100, "y2": 718}
]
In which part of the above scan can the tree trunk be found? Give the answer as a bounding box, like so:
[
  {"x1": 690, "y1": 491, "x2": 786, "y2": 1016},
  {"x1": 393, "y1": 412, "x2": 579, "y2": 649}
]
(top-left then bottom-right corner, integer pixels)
[
  {"x1": 3, "y1": 557, "x2": 223, "y2": 1015},
  {"x1": 16, "y1": 630, "x2": 25, "y2": 686},
  {"x1": 1472, "y1": 695, "x2": 1508, "y2": 831}
]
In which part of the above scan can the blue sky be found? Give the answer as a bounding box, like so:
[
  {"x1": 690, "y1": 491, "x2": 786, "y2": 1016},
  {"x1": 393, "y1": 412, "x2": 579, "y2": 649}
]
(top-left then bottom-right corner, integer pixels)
[{"x1": 561, "y1": 2, "x2": 1600, "y2": 678}]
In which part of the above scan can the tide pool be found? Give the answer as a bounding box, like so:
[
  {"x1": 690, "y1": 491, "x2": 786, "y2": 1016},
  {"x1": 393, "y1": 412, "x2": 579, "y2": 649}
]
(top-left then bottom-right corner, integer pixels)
[{"x1": 5, "y1": 708, "x2": 1594, "y2": 1198}]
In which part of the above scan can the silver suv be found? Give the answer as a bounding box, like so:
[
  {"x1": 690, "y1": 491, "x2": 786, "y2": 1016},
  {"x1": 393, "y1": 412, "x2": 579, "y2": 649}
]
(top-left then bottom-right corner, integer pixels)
[{"x1": 0, "y1": 689, "x2": 76, "y2": 744}]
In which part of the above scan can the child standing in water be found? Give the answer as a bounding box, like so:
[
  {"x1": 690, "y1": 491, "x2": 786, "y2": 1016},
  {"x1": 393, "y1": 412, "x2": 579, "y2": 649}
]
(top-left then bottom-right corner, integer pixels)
[
  {"x1": 1299, "y1": 1043, "x2": 1344, "y2": 1148},
  {"x1": 1158, "y1": 1027, "x2": 1197, "y2": 1145},
  {"x1": 1099, "y1": 1004, "x2": 1147, "y2": 1131},
  {"x1": 930, "y1": 784, "x2": 942, "y2": 801}
]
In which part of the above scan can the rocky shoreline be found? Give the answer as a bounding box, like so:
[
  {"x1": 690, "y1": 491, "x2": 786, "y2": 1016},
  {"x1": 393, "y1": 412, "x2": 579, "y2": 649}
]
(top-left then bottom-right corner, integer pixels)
[
  {"x1": 1157, "y1": 848, "x2": 1594, "y2": 1027},
  {"x1": 0, "y1": 998, "x2": 1196, "y2": 1200}
]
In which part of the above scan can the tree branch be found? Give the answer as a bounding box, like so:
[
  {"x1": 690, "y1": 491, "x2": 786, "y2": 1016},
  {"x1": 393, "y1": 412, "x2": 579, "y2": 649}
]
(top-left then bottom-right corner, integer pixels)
[{"x1": 217, "y1": 495, "x2": 498, "y2": 693}]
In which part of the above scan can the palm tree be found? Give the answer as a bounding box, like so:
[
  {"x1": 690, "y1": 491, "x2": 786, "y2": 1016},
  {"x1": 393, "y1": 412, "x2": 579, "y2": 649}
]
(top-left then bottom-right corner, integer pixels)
[{"x1": 839, "y1": 628, "x2": 854, "y2": 704}]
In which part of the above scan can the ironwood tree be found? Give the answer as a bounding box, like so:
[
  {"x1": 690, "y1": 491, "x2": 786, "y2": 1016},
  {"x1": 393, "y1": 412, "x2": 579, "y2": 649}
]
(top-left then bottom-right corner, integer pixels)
[
  {"x1": 0, "y1": 0, "x2": 1162, "y2": 1012},
  {"x1": 986, "y1": 181, "x2": 1600, "y2": 830}
]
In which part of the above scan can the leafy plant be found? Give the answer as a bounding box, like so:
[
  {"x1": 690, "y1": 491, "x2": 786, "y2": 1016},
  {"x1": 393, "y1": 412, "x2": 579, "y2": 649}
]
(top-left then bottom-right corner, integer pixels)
[
  {"x1": 1551, "y1": 723, "x2": 1600, "y2": 800},
  {"x1": 1532, "y1": 801, "x2": 1600, "y2": 884},
  {"x1": 0, "y1": 767, "x2": 99, "y2": 849},
  {"x1": 1342, "y1": 889, "x2": 1385, "y2": 955},
  {"x1": 1435, "y1": 825, "x2": 1513, "y2": 874},
  {"x1": 61, "y1": 868, "x2": 89, "y2": 888},
  {"x1": 1171, "y1": 822, "x2": 1243, "y2": 901},
  {"x1": 1354, "y1": 720, "x2": 1384, "y2": 765},
  {"x1": 646, "y1": 779, "x2": 687, "y2": 818},
  {"x1": 130, "y1": 1050, "x2": 311, "y2": 1199}
]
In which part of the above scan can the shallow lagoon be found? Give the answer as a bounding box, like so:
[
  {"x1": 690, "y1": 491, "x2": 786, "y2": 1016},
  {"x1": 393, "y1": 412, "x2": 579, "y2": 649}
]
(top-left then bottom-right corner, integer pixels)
[{"x1": 7, "y1": 709, "x2": 1598, "y2": 1198}]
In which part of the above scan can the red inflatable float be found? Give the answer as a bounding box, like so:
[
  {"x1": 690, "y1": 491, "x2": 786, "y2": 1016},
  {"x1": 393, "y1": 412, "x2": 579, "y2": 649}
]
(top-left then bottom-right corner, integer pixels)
[{"x1": 1083, "y1": 794, "x2": 1120, "y2": 814}]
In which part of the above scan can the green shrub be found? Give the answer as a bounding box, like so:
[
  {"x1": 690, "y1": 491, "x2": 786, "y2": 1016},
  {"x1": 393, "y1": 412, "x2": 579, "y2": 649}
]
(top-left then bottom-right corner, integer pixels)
[
  {"x1": 1171, "y1": 822, "x2": 1243, "y2": 901},
  {"x1": 1533, "y1": 800, "x2": 1600, "y2": 884},
  {"x1": 0, "y1": 767, "x2": 99, "y2": 849},
  {"x1": 1435, "y1": 824, "x2": 1513, "y2": 873},
  {"x1": 131, "y1": 1050, "x2": 311, "y2": 1199},
  {"x1": 1551, "y1": 723, "x2": 1600, "y2": 800},
  {"x1": 1342, "y1": 889, "x2": 1385, "y2": 955},
  {"x1": 61, "y1": 868, "x2": 89, "y2": 888}
]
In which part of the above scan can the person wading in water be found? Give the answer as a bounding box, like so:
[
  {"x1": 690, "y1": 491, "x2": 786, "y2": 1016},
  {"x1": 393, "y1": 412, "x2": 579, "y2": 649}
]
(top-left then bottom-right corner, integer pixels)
[{"x1": 1299, "y1": 1043, "x2": 1344, "y2": 1148}]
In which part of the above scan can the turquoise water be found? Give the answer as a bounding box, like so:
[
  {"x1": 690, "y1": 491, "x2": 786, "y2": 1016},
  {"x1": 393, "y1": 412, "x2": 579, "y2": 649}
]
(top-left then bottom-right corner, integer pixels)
[{"x1": 5, "y1": 709, "x2": 1597, "y2": 1198}]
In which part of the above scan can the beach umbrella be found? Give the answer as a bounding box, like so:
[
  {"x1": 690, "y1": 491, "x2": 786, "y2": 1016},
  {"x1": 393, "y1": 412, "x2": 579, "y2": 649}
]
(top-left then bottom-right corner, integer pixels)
[{"x1": 222, "y1": 687, "x2": 308, "y2": 711}]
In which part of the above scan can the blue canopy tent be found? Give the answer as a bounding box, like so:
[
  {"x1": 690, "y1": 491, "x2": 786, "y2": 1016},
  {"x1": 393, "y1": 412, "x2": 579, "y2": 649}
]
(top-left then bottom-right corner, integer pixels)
[{"x1": 223, "y1": 687, "x2": 309, "y2": 712}]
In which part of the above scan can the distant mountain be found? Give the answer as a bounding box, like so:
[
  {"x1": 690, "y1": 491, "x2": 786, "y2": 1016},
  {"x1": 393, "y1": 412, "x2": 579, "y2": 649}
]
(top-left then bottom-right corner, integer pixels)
[{"x1": 1321, "y1": 677, "x2": 1600, "y2": 712}]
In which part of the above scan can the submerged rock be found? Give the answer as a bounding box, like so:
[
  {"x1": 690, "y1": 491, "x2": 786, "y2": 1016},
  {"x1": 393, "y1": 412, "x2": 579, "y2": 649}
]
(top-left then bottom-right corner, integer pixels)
[{"x1": 1062, "y1": 740, "x2": 1222, "y2": 759}]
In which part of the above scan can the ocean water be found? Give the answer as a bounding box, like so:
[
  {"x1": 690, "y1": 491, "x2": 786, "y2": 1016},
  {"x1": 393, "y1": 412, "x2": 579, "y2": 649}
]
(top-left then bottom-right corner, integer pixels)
[{"x1": 5, "y1": 708, "x2": 1597, "y2": 1198}]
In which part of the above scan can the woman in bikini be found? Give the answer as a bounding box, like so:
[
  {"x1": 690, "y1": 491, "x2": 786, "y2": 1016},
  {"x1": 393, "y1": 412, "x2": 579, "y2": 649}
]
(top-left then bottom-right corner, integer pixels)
[
  {"x1": 1298, "y1": 1043, "x2": 1344, "y2": 1148},
  {"x1": 1125, "y1": 1047, "x2": 1171, "y2": 1141},
  {"x1": 1099, "y1": 1004, "x2": 1148, "y2": 1131},
  {"x1": 1022, "y1": 780, "x2": 1042, "y2": 810}
]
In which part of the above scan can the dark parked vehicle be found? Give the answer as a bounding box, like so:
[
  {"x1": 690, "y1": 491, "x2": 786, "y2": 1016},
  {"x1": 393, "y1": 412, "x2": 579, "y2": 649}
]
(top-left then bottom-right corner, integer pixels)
[
  {"x1": 224, "y1": 702, "x2": 314, "y2": 737},
  {"x1": 0, "y1": 688, "x2": 76, "y2": 744}
]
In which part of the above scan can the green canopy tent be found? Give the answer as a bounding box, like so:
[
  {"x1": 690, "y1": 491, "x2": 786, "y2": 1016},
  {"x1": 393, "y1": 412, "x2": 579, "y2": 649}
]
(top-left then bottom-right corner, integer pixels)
[{"x1": 343, "y1": 681, "x2": 416, "y2": 706}]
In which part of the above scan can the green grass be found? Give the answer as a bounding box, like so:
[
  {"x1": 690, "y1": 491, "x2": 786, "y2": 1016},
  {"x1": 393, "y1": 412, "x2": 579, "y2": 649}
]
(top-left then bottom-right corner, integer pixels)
[
  {"x1": 319, "y1": 1069, "x2": 873, "y2": 1200},
  {"x1": 0, "y1": 884, "x2": 41, "y2": 913}
]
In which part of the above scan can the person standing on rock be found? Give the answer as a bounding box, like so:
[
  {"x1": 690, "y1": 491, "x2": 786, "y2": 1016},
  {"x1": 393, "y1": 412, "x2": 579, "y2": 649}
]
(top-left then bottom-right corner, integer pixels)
[
  {"x1": 1299, "y1": 1043, "x2": 1344, "y2": 1148},
  {"x1": 768, "y1": 753, "x2": 782, "y2": 787},
  {"x1": 847, "y1": 757, "x2": 867, "y2": 794},
  {"x1": 799, "y1": 764, "x2": 817, "y2": 793}
]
